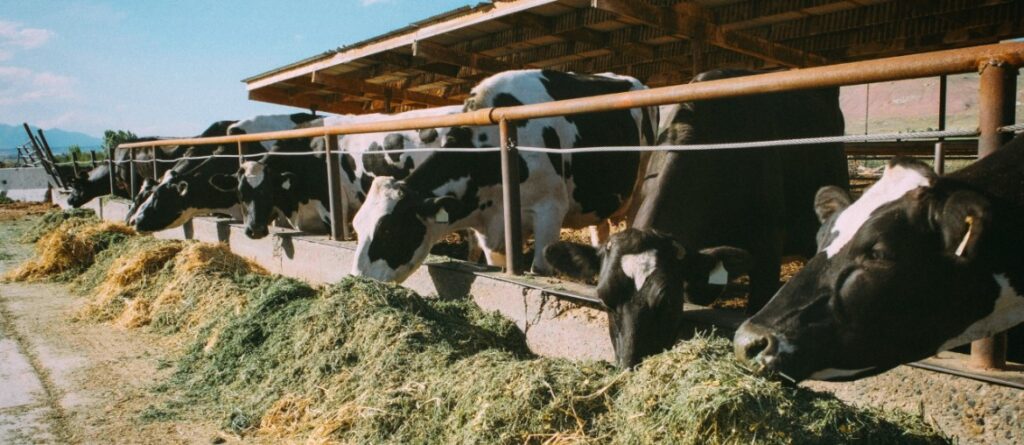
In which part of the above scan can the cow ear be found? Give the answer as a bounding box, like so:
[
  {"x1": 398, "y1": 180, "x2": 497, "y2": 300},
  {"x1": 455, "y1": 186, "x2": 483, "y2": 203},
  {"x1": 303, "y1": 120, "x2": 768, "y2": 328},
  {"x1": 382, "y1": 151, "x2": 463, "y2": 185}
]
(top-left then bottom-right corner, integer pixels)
[
  {"x1": 814, "y1": 186, "x2": 852, "y2": 223},
  {"x1": 208, "y1": 173, "x2": 238, "y2": 192},
  {"x1": 418, "y1": 196, "x2": 461, "y2": 223},
  {"x1": 176, "y1": 181, "x2": 189, "y2": 196},
  {"x1": 937, "y1": 190, "x2": 991, "y2": 261},
  {"x1": 696, "y1": 246, "x2": 752, "y2": 284},
  {"x1": 544, "y1": 241, "x2": 601, "y2": 281}
]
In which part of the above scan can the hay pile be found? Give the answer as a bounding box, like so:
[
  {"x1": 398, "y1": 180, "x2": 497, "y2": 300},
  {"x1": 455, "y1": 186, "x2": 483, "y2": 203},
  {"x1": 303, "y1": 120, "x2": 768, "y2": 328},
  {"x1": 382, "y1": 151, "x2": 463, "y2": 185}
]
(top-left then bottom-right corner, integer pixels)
[
  {"x1": 165, "y1": 276, "x2": 945, "y2": 444},
  {"x1": 18, "y1": 208, "x2": 96, "y2": 242},
  {"x1": 13, "y1": 222, "x2": 946, "y2": 443},
  {"x1": 74, "y1": 237, "x2": 265, "y2": 334},
  {"x1": 5, "y1": 216, "x2": 133, "y2": 282}
]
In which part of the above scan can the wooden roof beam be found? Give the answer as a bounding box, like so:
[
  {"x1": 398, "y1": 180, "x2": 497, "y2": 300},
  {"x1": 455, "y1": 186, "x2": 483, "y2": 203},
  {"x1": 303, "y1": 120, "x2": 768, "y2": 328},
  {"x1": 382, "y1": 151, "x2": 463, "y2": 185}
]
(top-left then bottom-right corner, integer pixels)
[
  {"x1": 412, "y1": 40, "x2": 521, "y2": 74},
  {"x1": 310, "y1": 71, "x2": 461, "y2": 107},
  {"x1": 248, "y1": 88, "x2": 369, "y2": 115},
  {"x1": 591, "y1": 0, "x2": 829, "y2": 67}
]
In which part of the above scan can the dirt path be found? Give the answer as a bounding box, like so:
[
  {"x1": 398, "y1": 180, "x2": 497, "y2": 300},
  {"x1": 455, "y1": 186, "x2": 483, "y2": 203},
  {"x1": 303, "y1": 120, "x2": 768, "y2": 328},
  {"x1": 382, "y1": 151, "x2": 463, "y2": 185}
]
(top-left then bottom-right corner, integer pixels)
[{"x1": 0, "y1": 217, "x2": 222, "y2": 444}]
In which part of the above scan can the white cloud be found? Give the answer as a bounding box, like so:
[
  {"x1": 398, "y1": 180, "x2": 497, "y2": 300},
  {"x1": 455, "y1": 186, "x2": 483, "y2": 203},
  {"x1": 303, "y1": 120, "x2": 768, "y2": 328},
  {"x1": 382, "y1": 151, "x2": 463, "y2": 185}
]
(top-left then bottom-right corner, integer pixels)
[
  {"x1": 361, "y1": 0, "x2": 391, "y2": 5},
  {"x1": 0, "y1": 66, "x2": 78, "y2": 105},
  {"x1": 0, "y1": 20, "x2": 54, "y2": 51}
]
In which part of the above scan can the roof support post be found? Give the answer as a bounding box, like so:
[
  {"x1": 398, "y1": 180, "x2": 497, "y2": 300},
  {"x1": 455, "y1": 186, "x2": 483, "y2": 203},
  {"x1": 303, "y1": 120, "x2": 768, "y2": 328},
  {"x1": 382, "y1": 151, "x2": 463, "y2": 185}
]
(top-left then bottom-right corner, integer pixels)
[{"x1": 324, "y1": 134, "x2": 350, "y2": 241}]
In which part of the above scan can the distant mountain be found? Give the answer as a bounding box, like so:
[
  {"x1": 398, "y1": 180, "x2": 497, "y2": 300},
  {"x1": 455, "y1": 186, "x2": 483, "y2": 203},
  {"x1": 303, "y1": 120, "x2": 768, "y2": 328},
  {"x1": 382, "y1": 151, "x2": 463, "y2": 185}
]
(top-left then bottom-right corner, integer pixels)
[{"x1": 0, "y1": 123, "x2": 103, "y2": 154}]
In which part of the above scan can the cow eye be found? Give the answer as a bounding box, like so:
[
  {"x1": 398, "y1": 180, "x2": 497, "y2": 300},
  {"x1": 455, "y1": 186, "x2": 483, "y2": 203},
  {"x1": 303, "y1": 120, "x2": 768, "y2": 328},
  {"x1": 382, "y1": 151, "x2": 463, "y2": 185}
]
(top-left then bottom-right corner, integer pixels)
[{"x1": 867, "y1": 244, "x2": 892, "y2": 261}]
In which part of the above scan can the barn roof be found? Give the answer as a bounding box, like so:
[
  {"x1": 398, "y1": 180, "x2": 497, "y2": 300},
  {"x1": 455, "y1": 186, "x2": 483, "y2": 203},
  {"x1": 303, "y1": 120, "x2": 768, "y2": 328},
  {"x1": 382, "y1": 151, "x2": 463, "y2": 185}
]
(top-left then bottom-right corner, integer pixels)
[{"x1": 242, "y1": 0, "x2": 1024, "y2": 115}]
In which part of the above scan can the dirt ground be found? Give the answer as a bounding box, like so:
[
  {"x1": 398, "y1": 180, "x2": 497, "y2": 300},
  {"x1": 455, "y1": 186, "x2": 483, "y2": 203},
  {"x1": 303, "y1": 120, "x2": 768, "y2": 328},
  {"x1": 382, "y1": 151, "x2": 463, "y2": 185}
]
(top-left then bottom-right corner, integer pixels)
[{"x1": 0, "y1": 214, "x2": 224, "y2": 444}]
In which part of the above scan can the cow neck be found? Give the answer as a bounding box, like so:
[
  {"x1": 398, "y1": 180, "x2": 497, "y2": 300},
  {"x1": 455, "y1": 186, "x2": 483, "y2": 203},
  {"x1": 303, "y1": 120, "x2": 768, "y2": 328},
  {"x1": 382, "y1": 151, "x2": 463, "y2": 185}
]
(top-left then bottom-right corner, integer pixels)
[{"x1": 942, "y1": 137, "x2": 1024, "y2": 290}]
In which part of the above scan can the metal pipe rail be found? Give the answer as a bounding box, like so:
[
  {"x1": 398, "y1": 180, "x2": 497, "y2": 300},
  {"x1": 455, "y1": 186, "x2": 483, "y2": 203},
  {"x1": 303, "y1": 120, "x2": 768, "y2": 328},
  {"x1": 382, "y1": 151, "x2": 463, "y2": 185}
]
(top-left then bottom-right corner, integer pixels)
[{"x1": 120, "y1": 43, "x2": 1024, "y2": 150}]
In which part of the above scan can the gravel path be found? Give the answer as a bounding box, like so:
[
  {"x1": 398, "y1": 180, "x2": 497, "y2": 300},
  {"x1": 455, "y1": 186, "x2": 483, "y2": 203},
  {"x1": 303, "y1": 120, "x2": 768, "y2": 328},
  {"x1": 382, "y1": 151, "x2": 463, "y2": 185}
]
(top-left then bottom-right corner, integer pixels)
[{"x1": 805, "y1": 366, "x2": 1024, "y2": 444}]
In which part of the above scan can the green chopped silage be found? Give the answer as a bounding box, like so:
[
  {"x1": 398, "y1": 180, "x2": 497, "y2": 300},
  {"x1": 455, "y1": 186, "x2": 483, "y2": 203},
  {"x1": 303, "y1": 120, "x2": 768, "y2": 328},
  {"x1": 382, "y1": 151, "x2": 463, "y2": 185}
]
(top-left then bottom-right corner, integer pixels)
[{"x1": 164, "y1": 276, "x2": 947, "y2": 445}]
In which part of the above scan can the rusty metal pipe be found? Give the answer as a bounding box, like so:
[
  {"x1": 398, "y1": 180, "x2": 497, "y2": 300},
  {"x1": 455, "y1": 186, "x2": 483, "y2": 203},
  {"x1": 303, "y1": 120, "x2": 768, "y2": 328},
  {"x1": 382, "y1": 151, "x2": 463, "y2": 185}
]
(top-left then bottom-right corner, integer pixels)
[
  {"x1": 324, "y1": 135, "x2": 348, "y2": 241},
  {"x1": 499, "y1": 119, "x2": 523, "y2": 275},
  {"x1": 120, "y1": 43, "x2": 1024, "y2": 151},
  {"x1": 969, "y1": 59, "x2": 1018, "y2": 370}
]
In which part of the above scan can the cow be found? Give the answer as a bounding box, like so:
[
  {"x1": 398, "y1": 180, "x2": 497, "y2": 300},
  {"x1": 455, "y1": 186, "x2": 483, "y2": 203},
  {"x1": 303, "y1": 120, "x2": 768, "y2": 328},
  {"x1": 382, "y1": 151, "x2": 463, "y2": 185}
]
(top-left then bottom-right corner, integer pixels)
[
  {"x1": 131, "y1": 113, "x2": 317, "y2": 232},
  {"x1": 734, "y1": 134, "x2": 1024, "y2": 382},
  {"x1": 65, "y1": 137, "x2": 167, "y2": 207},
  {"x1": 350, "y1": 69, "x2": 658, "y2": 283},
  {"x1": 210, "y1": 106, "x2": 462, "y2": 239},
  {"x1": 544, "y1": 69, "x2": 849, "y2": 368}
]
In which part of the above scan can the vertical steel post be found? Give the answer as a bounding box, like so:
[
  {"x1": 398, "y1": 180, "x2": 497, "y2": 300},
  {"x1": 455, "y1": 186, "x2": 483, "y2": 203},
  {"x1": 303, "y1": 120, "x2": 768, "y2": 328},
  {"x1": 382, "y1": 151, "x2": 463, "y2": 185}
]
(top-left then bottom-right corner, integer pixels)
[
  {"x1": 107, "y1": 147, "x2": 115, "y2": 196},
  {"x1": 129, "y1": 147, "x2": 137, "y2": 201},
  {"x1": 69, "y1": 151, "x2": 80, "y2": 177},
  {"x1": 324, "y1": 134, "x2": 349, "y2": 240},
  {"x1": 969, "y1": 59, "x2": 1017, "y2": 370},
  {"x1": 151, "y1": 145, "x2": 159, "y2": 180},
  {"x1": 23, "y1": 124, "x2": 59, "y2": 189},
  {"x1": 934, "y1": 75, "x2": 948, "y2": 175},
  {"x1": 89, "y1": 150, "x2": 98, "y2": 168},
  {"x1": 499, "y1": 119, "x2": 523, "y2": 275},
  {"x1": 933, "y1": 143, "x2": 945, "y2": 175}
]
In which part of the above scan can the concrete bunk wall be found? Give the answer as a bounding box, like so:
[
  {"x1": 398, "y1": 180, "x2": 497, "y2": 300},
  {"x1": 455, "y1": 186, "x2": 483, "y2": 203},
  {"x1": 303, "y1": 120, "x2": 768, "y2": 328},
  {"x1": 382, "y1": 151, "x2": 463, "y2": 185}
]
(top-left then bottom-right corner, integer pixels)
[
  {"x1": 81, "y1": 198, "x2": 615, "y2": 362},
  {"x1": 0, "y1": 168, "x2": 51, "y2": 202}
]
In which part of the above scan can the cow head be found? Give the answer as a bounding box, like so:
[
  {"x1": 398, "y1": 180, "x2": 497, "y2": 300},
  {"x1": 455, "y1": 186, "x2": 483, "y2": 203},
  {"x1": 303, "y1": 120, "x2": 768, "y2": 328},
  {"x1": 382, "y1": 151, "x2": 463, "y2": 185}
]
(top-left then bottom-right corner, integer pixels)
[
  {"x1": 130, "y1": 170, "x2": 195, "y2": 231},
  {"x1": 735, "y1": 157, "x2": 1023, "y2": 381},
  {"x1": 210, "y1": 160, "x2": 294, "y2": 239},
  {"x1": 66, "y1": 171, "x2": 94, "y2": 208},
  {"x1": 545, "y1": 228, "x2": 750, "y2": 368},
  {"x1": 351, "y1": 177, "x2": 462, "y2": 283}
]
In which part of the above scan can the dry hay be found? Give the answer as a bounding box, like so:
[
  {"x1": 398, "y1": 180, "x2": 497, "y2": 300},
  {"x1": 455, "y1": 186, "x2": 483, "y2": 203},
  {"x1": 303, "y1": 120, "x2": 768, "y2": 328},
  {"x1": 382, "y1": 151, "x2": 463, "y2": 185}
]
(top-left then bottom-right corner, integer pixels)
[
  {"x1": 73, "y1": 237, "x2": 266, "y2": 338},
  {"x1": 0, "y1": 201, "x2": 58, "y2": 221},
  {"x1": 156, "y1": 276, "x2": 946, "y2": 444},
  {"x1": 5, "y1": 217, "x2": 133, "y2": 282},
  {"x1": 17, "y1": 208, "x2": 96, "y2": 242}
]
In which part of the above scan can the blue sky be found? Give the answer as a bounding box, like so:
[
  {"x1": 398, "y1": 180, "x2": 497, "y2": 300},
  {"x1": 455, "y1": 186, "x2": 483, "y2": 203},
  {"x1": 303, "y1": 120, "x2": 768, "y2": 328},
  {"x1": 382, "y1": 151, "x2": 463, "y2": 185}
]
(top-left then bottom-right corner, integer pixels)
[{"x1": 0, "y1": 0, "x2": 476, "y2": 137}]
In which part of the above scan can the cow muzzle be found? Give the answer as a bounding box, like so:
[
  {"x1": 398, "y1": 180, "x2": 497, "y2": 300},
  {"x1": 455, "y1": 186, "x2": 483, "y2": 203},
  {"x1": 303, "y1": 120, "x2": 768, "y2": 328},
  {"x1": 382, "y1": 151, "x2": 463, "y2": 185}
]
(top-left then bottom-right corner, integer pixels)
[
  {"x1": 245, "y1": 226, "x2": 269, "y2": 239},
  {"x1": 734, "y1": 321, "x2": 786, "y2": 373}
]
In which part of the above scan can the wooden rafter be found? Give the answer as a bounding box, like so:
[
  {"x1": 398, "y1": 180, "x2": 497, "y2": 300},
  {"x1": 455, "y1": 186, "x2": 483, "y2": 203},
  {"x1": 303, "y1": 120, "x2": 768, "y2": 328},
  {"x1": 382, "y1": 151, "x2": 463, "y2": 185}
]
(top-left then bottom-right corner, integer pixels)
[
  {"x1": 248, "y1": 88, "x2": 368, "y2": 115},
  {"x1": 412, "y1": 41, "x2": 522, "y2": 74},
  {"x1": 309, "y1": 71, "x2": 461, "y2": 107},
  {"x1": 591, "y1": 0, "x2": 829, "y2": 67}
]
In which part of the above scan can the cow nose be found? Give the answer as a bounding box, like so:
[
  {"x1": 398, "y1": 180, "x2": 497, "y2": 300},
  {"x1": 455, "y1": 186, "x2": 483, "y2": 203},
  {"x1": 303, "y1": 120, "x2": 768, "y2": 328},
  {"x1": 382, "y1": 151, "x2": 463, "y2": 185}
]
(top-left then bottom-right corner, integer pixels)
[
  {"x1": 245, "y1": 226, "x2": 268, "y2": 239},
  {"x1": 734, "y1": 322, "x2": 780, "y2": 365}
]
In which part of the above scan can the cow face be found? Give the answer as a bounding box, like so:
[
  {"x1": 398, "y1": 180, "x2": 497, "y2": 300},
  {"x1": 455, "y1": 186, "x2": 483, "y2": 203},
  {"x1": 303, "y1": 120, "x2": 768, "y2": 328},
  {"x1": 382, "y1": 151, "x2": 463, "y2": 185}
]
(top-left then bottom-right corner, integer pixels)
[
  {"x1": 210, "y1": 161, "x2": 285, "y2": 239},
  {"x1": 66, "y1": 171, "x2": 94, "y2": 207},
  {"x1": 130, "y1": 171, "x2": 195, "y2": 232},
  {"x1": 545, "y1": 228, "x2": 750, "y2": 368},
  {"x1": 735, "y1": 158, "x2": 1023, "y2": 382},
  {"x1": 351, "y1": 177, "x2": 461, "y2": 283}
]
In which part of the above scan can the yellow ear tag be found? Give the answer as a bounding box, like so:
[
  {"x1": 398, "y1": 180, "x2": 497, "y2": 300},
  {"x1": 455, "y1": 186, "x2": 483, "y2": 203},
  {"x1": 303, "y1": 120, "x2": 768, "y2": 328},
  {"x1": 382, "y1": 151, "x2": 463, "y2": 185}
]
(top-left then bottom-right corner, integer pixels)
[
  {"x1": 955, "y1": 215, "x2": 974, "y2": 257},
  {"x1": 435, "y1": 208, "x2": 449, "y2": 224}
]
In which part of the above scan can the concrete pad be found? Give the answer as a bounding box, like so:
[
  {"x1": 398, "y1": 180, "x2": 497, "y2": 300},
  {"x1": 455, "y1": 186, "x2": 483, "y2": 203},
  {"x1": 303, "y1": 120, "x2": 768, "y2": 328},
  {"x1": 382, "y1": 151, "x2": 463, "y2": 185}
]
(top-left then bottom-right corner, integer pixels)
[{"x1": 0, "y1": 337, "x2": 44, "y2": 410}]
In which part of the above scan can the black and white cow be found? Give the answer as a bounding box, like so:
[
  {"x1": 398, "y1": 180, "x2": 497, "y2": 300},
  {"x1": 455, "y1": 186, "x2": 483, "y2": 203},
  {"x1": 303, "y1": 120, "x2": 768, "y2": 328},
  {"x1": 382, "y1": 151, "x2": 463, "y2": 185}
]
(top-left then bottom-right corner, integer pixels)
[
  {"x1": 66, "y1": 137, "x2": 169, "y2": 207},
  {"x1": 131, "y1": 113, "x2": 317, "y2": 232},
  {"x1": 545, "y1": 69, "x2": 849, "y2": 368},
  {"x1": 212, "y1": 106, "x2": 461, "y2": 239},
  {"x1": 735, "y1": 134, "x2": 1024, "y2": 382},
  {"x1": 351, "y1": 69, "x2": 657, "y2": 282}
]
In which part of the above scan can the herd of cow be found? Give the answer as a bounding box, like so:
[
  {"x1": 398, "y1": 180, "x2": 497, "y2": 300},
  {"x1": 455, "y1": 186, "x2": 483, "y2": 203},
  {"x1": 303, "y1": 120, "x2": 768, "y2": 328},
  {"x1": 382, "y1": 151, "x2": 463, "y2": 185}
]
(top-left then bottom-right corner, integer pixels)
[{"x1": 65, "y1": 68, "x2": 1023, "y2": 383}]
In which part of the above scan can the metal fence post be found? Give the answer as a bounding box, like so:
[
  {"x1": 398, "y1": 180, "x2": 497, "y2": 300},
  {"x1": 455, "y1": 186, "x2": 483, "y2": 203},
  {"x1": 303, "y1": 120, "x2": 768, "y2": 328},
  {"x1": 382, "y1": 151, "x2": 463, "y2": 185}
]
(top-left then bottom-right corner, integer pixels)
[
  {"x1": 933, "y1": 143, "x2": 945, "y2": 175},
  {"x1": 499, "y1": 119, "x2": 524, "y2": 275},
  {"x1": 108, "y1": 147, "x2": 115, "y2": 196},
  {"x1": 129, "y1": 147, "x2": 136, "y2": 201},
  {"x1": 151, "y1": 145, "x2": 159, "y2": 180},
  {"x1": 969, "y1": 58, "x2": 1018, "y2": 370},
  {"x1": 70, "y1": 151, "x2": 80, "y2": 177},
  {"x1": 324, "y1": 134, "x2": 349, "y2": 240}
]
